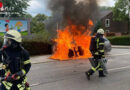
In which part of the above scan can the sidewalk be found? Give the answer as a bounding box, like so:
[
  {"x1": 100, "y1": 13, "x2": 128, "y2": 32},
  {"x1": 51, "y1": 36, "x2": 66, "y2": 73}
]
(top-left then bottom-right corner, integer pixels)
[
  {"x1": 112, "y1": 45, "x2": 130, "y2": 49},
  {"x1": 31, "y1": 55, "x2": 56, "y2": 64},
  {"x1": 31, "y1": 45, "x2": 130, "y2": 64}
]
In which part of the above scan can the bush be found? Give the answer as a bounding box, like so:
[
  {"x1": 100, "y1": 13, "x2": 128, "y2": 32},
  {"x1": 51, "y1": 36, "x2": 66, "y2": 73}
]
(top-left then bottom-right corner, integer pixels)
[
  {"x1": 25, "y1": 31, "x2": 51, "y2": 43},
  {"x1": 106, "y1": 32, "x2": 115, "y2": 37},
  {"x1": 108, "y1": 36, "x2": 130, "y2": 45},
  {"x1": 22, "y1": 41, "x2": 52, "y2": 56},
  {"x1": 22, "y1": 32, "x2": 52, "y2": 56},
  {"x1": 0, "y1": 32, "x2": 52, "y2": 56}
]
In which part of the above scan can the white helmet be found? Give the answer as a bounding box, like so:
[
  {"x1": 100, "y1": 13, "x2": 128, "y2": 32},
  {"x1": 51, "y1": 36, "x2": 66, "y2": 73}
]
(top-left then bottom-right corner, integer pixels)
[
  {"x1": 97, "y1": 28, "x2": 104, "y2": 35},
  {"x1": 4, "y1": 30, "x2": 22, "y2": 43}
]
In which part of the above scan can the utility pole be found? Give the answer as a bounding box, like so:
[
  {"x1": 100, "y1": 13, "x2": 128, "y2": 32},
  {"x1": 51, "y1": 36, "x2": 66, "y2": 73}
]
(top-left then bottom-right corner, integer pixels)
[
  {"x1": 128, "y1": 10, "x2": 130, "y2": 35},
  {"x1": 128, "y1": 0, "x2": 130, "y2": 35}
]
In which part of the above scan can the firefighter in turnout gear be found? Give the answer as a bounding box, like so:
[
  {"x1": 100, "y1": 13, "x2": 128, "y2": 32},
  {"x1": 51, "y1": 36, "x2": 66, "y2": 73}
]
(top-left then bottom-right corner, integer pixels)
[
  {"x1": 0, "y1": 30, "x2": 31, "y2": 90},
  {"x1": 85, "y1": 28, "x2": 105, "y2": 80}
]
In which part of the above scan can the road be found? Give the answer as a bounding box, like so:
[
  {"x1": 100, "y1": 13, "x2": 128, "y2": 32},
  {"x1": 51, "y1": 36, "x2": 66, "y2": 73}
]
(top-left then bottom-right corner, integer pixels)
[{"x1": 28, "y1": 48, "x2": 130, "y2": 90}]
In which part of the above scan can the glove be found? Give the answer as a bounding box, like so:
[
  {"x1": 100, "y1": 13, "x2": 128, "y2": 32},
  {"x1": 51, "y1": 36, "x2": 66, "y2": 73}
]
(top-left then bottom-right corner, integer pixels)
[
  {"x1": 5, "y1": 72, "x2": 13, "y2": 82},
  {"x1": 5, "y1": 72, "x2": 20, "y2": 82},
  {"x1": 25, "y1": 82, "x2": 30, "y2": 87},
  {"x1": 11, "y1": 74, "x2": 20, "y2": 80},
  {"x1": 11, "y1": 71, "x2": 24, "y2": 80},
  {"x1": 6, "y1": 75, "x2": 14, "y2": 82}
]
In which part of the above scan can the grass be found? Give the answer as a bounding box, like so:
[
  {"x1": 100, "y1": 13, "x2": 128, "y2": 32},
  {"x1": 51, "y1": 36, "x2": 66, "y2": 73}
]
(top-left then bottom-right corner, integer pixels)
[
  {"x1": 21, "y1": 31, "x2": 28, "y2": 36},
  {"x1": 0, "y1": 32, "x2": 4, "y2": 36},
  {"x1": 0, "y1": 31, "x2": 28, "y2": 37}
]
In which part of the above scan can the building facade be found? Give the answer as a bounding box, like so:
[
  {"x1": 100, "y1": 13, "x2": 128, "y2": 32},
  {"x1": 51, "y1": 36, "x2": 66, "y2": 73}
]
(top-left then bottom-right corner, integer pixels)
[{"x1": 101, "y1": 12, "x2": 128, "y2": 35}]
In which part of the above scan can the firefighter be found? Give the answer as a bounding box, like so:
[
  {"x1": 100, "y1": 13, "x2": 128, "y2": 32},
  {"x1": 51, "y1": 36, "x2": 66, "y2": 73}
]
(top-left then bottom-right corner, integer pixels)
[
  {"x1": 0, "y1": 30, "x2": 31, "y2": 90},
  {"x1": 85, "y1": 28, "x2": 105, "y2": 80}
]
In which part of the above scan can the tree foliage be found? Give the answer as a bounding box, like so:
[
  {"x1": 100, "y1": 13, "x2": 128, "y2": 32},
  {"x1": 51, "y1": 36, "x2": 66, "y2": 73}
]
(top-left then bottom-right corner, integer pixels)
[
  {"x1": 33, "y1": 14, "x2": 47, "y2": 22},
  {"x1": 24, "y1": 13, "x2": 33, "y2": 19},
  {"x1": 93, "y1": 21, "x2": 103, "y2": 34},
  {"x1": 31, "y1": 14, "x2": 47, "y2": 33},
  {"x1": 0, "y1": 0, "x2": 30, "y2": 17},
  {"x1": 113, "y1": 0, "x2": 129, "y2": 21}
]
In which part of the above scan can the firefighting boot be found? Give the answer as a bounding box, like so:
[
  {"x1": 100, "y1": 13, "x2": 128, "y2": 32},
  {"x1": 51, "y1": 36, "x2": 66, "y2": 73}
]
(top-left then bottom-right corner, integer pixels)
[
  {"x1": 99, "y1": 71, "x2": 106, "y2": 77},
  {"x1": 85, "y1": 72, "x2": 90, "y2": 80},
  {"x1": 85, "y1": 69, "x2": 94, "y2": 80}
]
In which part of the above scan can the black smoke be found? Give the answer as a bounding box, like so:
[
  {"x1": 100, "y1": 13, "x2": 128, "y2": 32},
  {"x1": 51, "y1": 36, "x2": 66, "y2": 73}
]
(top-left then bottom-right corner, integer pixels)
[{"x1": 45, "y1": 0, "x2": 99, "y2": 37}]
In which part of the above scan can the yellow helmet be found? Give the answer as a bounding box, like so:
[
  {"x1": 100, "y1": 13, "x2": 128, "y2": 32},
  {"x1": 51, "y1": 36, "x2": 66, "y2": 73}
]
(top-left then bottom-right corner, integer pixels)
[
  {"x1": 4, "y1": 30, "x2": 22, "y2": 43},
  {"x1": 97, "y1": 28, "x2": 104, "y2": 35}
]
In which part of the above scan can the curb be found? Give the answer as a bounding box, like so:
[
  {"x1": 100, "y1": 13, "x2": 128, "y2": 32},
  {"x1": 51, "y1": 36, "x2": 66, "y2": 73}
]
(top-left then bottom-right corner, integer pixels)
[
  {"x1": 31, "y1": 60, "x2": 56, "y2": 64},
  {"x1": 31, "y1": 55, "x2": 57, "y2": 64},
  {"x1": 31, "y1": 46, "x2": 130, "y2": 64},
  {"x1": 112, "y1": 46, "x2": 130, "y2": 49}
]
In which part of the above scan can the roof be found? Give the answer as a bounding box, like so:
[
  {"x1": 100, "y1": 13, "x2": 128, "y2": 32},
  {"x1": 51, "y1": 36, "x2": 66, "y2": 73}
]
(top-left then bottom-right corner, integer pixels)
[{"x1": 98, "y1": 10, "x2": 112, "y2": 20}]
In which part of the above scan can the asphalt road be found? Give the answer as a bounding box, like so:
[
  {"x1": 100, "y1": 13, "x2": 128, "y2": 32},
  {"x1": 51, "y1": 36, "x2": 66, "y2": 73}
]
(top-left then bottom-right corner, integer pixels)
[{"x1": 28, "y1": 48, "x2": 130, "y2": 90}]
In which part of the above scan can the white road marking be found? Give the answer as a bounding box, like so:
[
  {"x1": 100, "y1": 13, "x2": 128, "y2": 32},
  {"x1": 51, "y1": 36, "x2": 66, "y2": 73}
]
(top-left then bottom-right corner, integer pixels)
[
  {"x1": 30, "y1": 53, "x2": 130, "y2": 86},
  {"x1": 108, "y1": 65, "x2": 130, "y2": 71},
  {"x1": 107, "y1": 53, "x2": 130, "y2": 57},
  {"x1": 30, "y1": 65, "x2": 130, "y2": 87},
  {"x1": 30, "y1": 83, "x2": 41, "y2": 87}
]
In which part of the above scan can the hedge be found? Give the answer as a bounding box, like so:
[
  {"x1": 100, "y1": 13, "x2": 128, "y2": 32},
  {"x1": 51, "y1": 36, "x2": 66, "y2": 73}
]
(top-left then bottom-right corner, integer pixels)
[
  {"x1": 0, "y1": 35, "x2": 130, "y2": 56},
  {"x1": 107, "y1": 36, "x2": 130, "y2": 45},
  {"x1": 22, "y1": 32, "x2": 52, "y2": 55},
  {"x1": 22, "y1": 41, "x2": 52, "y2": 56},
  {"x1": 0, "y1": 38, "x2": 52, "y2": 56}
]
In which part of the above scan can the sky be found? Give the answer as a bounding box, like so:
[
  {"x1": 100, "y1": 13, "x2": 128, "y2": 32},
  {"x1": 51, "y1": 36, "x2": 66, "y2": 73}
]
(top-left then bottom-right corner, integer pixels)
[
  {"x1": 27, "y1": 0, "x2": 115, "y2": 16},
  {"x1": 27, "y1": 0, "x2": 51, "y2": 16}
]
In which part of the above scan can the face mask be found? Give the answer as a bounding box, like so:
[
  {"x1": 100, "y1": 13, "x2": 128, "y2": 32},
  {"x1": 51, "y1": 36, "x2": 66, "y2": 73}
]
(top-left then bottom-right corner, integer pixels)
[{"x1": 96, "y1": 34, "x2": 103, "y2": 38}]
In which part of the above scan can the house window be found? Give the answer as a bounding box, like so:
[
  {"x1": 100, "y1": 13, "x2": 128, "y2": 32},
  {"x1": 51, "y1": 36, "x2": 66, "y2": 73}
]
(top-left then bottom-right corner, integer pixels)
[{"x1": 105, "y1": 19, "x2": 110, "y2": 27}]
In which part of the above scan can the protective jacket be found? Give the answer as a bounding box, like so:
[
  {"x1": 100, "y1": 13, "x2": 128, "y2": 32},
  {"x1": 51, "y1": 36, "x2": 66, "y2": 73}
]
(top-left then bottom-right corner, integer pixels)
[
  {"x1": 0, "y1": 46, "x2": 31, "y2": 90},
  {"x1": 90, "y1": 36, "x2": 105, "y2": 59}
]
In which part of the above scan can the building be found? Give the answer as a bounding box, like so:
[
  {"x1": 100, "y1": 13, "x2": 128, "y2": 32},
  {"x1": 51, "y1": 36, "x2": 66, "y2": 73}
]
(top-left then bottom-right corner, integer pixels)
[{"x1": 100, "y1": 10, "x2": 129, "y2": 36}]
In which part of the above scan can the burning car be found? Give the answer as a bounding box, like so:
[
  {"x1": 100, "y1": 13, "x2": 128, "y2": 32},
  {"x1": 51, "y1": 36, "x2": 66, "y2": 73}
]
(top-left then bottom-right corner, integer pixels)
[
  {"x1": 50, "y1": 20, "x2": 93, "y2": 60},
  {"x1": 47, "y1": 0, "x2": 102, "y2": 61}
]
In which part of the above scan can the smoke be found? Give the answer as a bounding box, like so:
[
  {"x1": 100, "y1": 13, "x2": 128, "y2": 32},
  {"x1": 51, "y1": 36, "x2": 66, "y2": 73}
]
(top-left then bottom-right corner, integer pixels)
[{"x1": 45, "y1": 0, "x2": 100, "y2": 37}]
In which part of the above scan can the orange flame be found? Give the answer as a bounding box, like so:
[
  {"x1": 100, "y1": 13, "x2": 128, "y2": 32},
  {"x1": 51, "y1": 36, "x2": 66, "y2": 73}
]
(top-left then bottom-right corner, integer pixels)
[{"x1": 50, "y1": 20, "x2": 93, "y2": 60}]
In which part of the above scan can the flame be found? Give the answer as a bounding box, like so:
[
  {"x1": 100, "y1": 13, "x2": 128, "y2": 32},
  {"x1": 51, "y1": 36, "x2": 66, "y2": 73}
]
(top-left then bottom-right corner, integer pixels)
[{"x1": 50, "y1": 20, "x2": 93, "y2": 60}]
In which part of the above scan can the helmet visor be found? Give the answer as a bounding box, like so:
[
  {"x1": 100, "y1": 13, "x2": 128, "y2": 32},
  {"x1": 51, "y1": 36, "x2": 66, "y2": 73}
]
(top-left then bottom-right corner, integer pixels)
[{"x1": 3, "y1": 37, "x2": 11, "y2": 47}]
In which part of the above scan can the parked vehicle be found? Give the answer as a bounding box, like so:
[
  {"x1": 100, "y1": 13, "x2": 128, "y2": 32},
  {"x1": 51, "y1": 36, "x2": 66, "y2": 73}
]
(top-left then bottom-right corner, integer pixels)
[{"x1": 104, "y1": 37, "x2": 112, "y2": 53}]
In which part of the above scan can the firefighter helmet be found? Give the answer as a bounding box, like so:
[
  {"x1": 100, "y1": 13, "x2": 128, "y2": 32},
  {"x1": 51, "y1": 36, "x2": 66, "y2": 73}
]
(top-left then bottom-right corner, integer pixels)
[
  {"x1": 4, "y1": 30, "x2": 22, "y2": 43},
  {"x1": 97, "y1": 28, "x2": 104, "y2": 35}
]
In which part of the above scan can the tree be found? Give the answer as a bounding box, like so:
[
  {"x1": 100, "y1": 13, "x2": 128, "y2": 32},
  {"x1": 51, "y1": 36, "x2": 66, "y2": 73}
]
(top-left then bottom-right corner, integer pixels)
[
  {"x1": 33, "y1": 14, "x2": 47, "y2": 22},
  {"x1": 24, "y1": 13, "x2": 33, "y2": 19},
  {"x1": 0, "y1": 0, "x2": 30, "y2": 17},
  {"x1": 93, "y1": 21, "x2": 103, "y2": 34},
  {"x1": 113, "y1": 0, "x2": 129, "y2": 21},
  {"x1": 31, "y1": 14, "x2": 47, "y2": 33}
]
